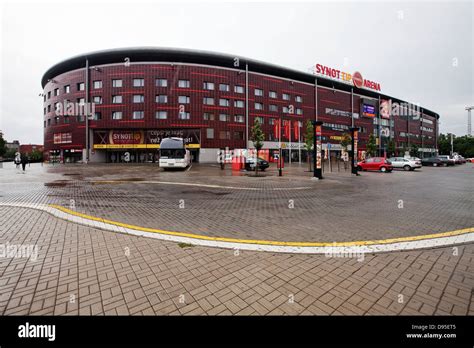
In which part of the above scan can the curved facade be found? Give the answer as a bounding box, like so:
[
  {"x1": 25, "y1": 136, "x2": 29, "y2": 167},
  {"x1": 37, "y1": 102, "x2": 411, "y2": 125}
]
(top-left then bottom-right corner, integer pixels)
[{"x1": 41, "y1": 47, "x2": 439, "y2": 163}]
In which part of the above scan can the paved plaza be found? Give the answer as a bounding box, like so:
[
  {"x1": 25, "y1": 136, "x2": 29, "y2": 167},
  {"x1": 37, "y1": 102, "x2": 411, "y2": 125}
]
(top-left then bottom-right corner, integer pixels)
[{"x1": 0, "y1": 162, "x2": 473, "y2": 315}]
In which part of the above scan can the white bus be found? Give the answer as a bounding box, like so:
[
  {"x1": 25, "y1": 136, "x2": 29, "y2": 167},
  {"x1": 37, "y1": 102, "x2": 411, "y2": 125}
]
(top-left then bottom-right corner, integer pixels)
[{"x1": 159, "y1": 137, "x2": 191, "y2": 169}]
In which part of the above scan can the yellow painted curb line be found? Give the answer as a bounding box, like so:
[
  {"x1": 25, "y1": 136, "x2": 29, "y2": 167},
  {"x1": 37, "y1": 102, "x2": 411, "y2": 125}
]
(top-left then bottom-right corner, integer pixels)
[{"x1": 49, "y1": 204, "x2": 474, "y2": 247}]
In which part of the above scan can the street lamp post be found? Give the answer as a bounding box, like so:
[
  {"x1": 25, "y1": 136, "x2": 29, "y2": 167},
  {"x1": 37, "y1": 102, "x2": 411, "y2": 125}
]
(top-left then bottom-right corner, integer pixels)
[
  {"x1": 312, "y1": 120, "x2": 323, "y2": 179},
  {"x1": 350, "y1": 127, "x2": 360, "y2": 176}
]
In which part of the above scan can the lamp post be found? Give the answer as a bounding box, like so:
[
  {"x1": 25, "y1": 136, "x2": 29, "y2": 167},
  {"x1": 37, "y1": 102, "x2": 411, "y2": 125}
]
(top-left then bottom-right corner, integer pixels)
[
  {"x1": 350, "y1": 127, "x2": 360, "y2": 176},
  {"x1": 312, "y1": 120, "x2": 323, "y2": 179}
]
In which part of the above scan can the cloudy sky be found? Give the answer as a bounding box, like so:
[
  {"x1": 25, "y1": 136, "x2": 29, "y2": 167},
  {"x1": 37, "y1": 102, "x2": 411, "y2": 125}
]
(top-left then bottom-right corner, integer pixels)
[{"x1": 0, "y1": 0, "x2": 472, "y2": 144}]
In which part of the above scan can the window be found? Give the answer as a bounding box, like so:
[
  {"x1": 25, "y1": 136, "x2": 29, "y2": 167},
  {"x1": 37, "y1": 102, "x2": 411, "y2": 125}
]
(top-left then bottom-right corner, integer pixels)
[
  {"x1": 64, "y1": 85, "x2": 70, "y2": 93},
  {"x1": 54, "y1": 88, "x2": 59, "y2": 96},
  {"x1": 77, "y1": 82, "x2": 85, "y2": 91},
  {"x1": 133, "y1": 94, "x2": 144, "y2": 103},
  {"x1": 77, "y1": 98, "x2": 85, "y2": 105},
  {"x1": 295, "y1": 95, "x2": 303, "y2": 102},
  {"x1": 234, "y1": 85, "x2": 244, "y2": 94},
  {"x1": 178, "y1": 79, "x2": 190, "y2": 88},
  {"x1": 156, "y1": 95, "x2": 168, "y2": 103},
  {"x1": 112, "y1": 95, "x2": 122, "y2": 104},
  {"x1": 132, "y1": 111, "x2": 144, "y2": 119},
  {"x1": 255, "y1": 89, "x2": 263, "y2": 97},
  {"x1": 93, "y1": 112, "x2": 102, "y2": 120},
  {"x1": 233, "y1": 131, "x2": 244, "y2": 140},
  {"x1": 269, "y1": 91, "x2": 277, "y2": 99},
  {"x1": 269, "y1": 118, "x2": 276, "y2": 125},
  {"x1": 178, "y1": 112, "x2": 190, "y2": 120},
  {"x1": 203, "y1": 113, "x2": 215, "y2": 121},
  {"x1": 234, "y1": 115, "x2": 244, "y2": 123},
  {"x1": 282, "y1": 106, "x2": 289, "y2": 113},
  {"x1": 282, "y1": 93, "x2": 290, "y2": 100},
  {"x1": 219, "y1": 113, "x2": 230, "y2": 122},
  {"x1": 155, "y1": 111, "x2": 167, "y2": 119},
  {"x1": 43, "y1": 108, "x2": 46, "y2": 115},
  {"x1": 178, "y1": 96, "x2": 190, "y2": 104},
  {"x1": 47, "y1": 105, "x2": 51, "y2": 112},
  {"x1": 219, "y1": 131, "x2": 231, "y2": 140},
  {"x1": 133, "y1": 78, "x2": 145, "y2": 87},
  {"x1": 77, "y1": 115, "x2": 85, "y2": 122},
  {"x1": 47, "y1": 91, "x2": 51, "y2": 99},
  {"x1": 269, "y1": 104, "x2": 278, "y2": 112},
  {"x1": 112, "y1": 79, "x2": 122, "y2": 88},
  {"x1": 44, "y1": 94, "x2": 47, "y2": 102},
  {"x1": 206, "y1": 128, "x2": 214, "y2": 139},
  {"x1": 219, "y1": 99, "x2": 230, "y2": 107},
  {"x1": 234, "y1": 100, "x2": 244, "y2": 108},
  {"x1": 112, "y1": 111, "x2": 123, "y2": 120},
  {"x1": 296, "y1": 108, "x2": 303, "y2": 115},
  {"x1": 203, "y1": 82, "x2": 214, "y2": 90},
  {"x1": 203, "y1": 97, "x2": 215, "y2": 105},
  {"x1": 254, "y1": 102, "x2": 264, "y2": 110},
  {"x1": 47, "y1": 119, "x2": 51, "y2": 126},
  {"x1": 44, "y1": 120, "x2": 46, "y2": 128},
  {"x1": 92, "y1": 96, "x2": 102, "y2": 104},
  {"x1": 55, "y1": 116, "x2": 60, "y2": 124},
  {"x1": 219, "y1": 84, "x2": 230, "y2": 92},
  {"x1": 156, "y1": 78, "x2": 167, "y2": 87},
  {"x1": 255, "y1": 116, "x2": 264, "y2": 124},
  {"x1": 93, "y1": 81, "x2": 102, "y2": 89}
]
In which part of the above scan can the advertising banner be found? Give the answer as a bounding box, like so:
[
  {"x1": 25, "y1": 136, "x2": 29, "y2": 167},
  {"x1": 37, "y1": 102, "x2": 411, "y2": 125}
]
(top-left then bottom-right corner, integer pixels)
[{"x1": 380, "y1": 99, "x2": 391, "y2": 119}]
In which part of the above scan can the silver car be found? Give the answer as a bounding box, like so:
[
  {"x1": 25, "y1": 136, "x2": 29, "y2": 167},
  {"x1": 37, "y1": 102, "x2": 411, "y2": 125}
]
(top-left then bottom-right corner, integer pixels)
[{"x1": 387, "y1": 157, "x2": 422, "y2": 171}]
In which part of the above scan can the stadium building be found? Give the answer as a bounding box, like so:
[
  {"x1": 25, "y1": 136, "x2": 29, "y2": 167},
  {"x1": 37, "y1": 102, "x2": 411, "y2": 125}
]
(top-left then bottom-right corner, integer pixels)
[{"x1": 41, "y1": 47, "x2": 439, "y2": 163}]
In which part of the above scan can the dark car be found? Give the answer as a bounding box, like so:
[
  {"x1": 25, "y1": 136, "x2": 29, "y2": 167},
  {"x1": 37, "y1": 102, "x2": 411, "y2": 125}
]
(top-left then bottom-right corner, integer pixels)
[
  {"x1": 245, "y1": 157, "x2": 269, "y2": 171},
  {"x1": 421, "y1": 157, "x2": 444, "y2": 167}
]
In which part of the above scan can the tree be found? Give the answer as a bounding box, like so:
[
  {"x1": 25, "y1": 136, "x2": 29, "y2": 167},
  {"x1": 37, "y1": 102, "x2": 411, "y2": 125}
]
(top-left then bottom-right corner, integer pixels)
[
  {"x1": 437, "y1": 133, "x2": 451, "y2": 155},
  {"x1": 366, "y1": 134, "x2": 377, "y2": 157},
  {"x1": 250, "y1": 119, "x2": 265, "y2": 176},
  {"x1": 0, "y1": 133, "x2": 6, "y2": 157},
  {"x1": 410, "y1": 144, "x2": 419, "y2": 157},
  {"x1": 340, "y1": 132, "x2": 351, "y2": 150},
  {"x1": 387, "y1": 139, "x2": 396, "y2": 157},
  {"x1": 304, "y1": 120, "x2": 314, "y2": 171}
]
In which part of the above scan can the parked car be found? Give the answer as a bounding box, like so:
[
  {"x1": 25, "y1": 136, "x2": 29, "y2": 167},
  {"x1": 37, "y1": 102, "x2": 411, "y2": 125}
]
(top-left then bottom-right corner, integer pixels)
[
  {"x1": 453, "y1": 155, "x2": 465, "y2": 164},
  {"x1": 245, "y1": 157, "x2": 269, "y2": 171},
  {"x1": 466, "y1": 158, "x2": 474, "y2": 163},
  {"x1": 421, "y1": 157, "x2": 444, "y2": 167},
  {"x1": 357, "y1": 157, "x2": 393, "y2": 172},
  {"x1": 438, "y1": 155, "x2": 456, "y2": 166},
  {"x1": 388, "y1": 157, "x2": 421, "y2": 171}
]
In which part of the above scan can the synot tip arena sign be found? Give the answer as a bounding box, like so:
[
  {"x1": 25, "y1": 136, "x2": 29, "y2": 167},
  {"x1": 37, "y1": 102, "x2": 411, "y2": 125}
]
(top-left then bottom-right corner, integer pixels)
[{"x1": 315, "y1": 64, "x2": 381, "y2": 91}]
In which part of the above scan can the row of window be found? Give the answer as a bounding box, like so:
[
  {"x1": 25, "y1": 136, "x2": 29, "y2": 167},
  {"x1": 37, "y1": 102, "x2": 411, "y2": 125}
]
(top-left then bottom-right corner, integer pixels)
[
  {"x1": 44, "y1": 96, "x2": 304, "y2": 115},
  {"x1": 44, "y1": 78, "x2": 304, "y2": 102}
]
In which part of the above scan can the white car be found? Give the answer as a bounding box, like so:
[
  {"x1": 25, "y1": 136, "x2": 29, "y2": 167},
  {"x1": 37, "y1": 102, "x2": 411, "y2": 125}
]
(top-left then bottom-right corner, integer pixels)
[{"x1": 388, "y1": 157, "x2": 422, "y2": 171}]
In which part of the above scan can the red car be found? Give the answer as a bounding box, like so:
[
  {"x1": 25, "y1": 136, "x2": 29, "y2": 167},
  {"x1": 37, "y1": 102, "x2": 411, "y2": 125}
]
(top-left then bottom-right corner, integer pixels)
[{"x1": 357, "y1": 157, "x2": 393, "y2": 172}]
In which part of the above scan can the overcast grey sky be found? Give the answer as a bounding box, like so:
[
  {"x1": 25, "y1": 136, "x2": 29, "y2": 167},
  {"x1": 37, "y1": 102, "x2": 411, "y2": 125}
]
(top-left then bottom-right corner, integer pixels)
[{"x1": 0, "y1": 0, "x2": 472, "y2": 144}]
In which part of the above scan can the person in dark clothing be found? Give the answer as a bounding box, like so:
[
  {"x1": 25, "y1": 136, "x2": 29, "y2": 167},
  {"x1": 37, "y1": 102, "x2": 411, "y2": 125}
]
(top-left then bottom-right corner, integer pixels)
[{"x1": 20, "y1": 154, "x2": 28, "y2": 172}]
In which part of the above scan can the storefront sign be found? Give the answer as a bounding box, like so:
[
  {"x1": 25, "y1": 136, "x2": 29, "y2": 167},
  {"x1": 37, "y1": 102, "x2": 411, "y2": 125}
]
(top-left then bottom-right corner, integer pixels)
[
  {"x1": 315, "y1": 64, "x2": 381, "y2": 91},
  {"x1": 315, "y1": 124, "x2": 322, "y2": 169},
  {"x1": 109, "y1": 130, "x2": 144, "y2": 145},
  {"x1": 325, "y1": 108, "x2": 359, "y2": 119}
]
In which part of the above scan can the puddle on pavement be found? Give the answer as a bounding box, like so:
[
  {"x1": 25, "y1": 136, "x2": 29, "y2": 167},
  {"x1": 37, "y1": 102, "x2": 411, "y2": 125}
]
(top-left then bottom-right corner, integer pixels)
[{"x1": 44, "y1": 180, "x2": 72, "y2": 187}]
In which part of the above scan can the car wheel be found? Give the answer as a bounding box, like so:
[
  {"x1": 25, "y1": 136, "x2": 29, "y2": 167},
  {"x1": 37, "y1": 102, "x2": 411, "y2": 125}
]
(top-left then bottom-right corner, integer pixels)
[
  {"x1": 433, "y1": 163, "x2": 438, "y2": 167},
  {"x1": 443, "y1": 163, "x2": 448, "y2": 167},
  {"x1": 403, "y1": 165, "x2": 411, "y2": 171},
  {"x1": 380, "y1": 167, "x2": 387, "y2": 172},
  {"x1": 357, "y1": 166, "x2": 362, "y2": 171}
]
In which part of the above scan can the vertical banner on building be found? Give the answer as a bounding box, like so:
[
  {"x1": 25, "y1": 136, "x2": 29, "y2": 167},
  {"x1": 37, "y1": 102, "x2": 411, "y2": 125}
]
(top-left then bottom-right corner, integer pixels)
[
  {"x1": 274, "y1": 120, "x2": 281, "y2": 140},
  {"x1": 312, "y1": 121, "x2": 323, "y2": 179},
  {"x1": 350, "y1": 127, "x2": 360, "y2": 175}
]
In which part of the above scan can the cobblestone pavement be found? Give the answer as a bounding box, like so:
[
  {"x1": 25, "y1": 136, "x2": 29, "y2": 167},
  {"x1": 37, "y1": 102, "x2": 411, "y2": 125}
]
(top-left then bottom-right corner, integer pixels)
[
  {"x1": 0, "y1": 162, "x2": 473, "y2": 242},
  {"x1": 0, "y1": 206, "x2": 473, "y2": 315},
  {"x1": 0, "y1": 162, "x2": 473, "y2": 315}
]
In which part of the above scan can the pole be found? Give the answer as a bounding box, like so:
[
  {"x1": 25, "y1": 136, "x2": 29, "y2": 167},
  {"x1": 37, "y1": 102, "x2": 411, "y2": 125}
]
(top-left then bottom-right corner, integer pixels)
[
  {"x1": 245, "y1": 63, "x2": 249, "y2": 150},
  {"x1": 85, "y1": 58, "x2": 89, "y2": 164},
  {"x1": 289, "y1": 120, "x2": 292, "y2": 165},
  {"x1": 378, "y1": 95, "x2": 382, "y2": 156},
  {"x1": 350, "y1": 127, "x2": 360, "y2": 176},
  {"x1": 279, "y1": 116, "x2": 282, "y2": 177},
  {"x1": 312, "y1": 121, "x2": 323, "y2": 179},
  {"x1": 351, "y1": 88, "x2": 354, "y2": 128},
  {"x1": 298, "y1": 121, "x2": 301, "y2": 164},
  {"x1": 450, "y1": 133, "x2": 453, "y2": 155},
  {"x1": 420, "y1": 108, "x2": 424, "y2": 158}
]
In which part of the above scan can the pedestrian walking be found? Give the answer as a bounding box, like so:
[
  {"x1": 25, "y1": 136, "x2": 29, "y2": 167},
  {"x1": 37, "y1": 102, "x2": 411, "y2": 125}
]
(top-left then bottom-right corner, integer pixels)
[{"x1": 20, "y1": 154, "x2": 28, "y2": 172}]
